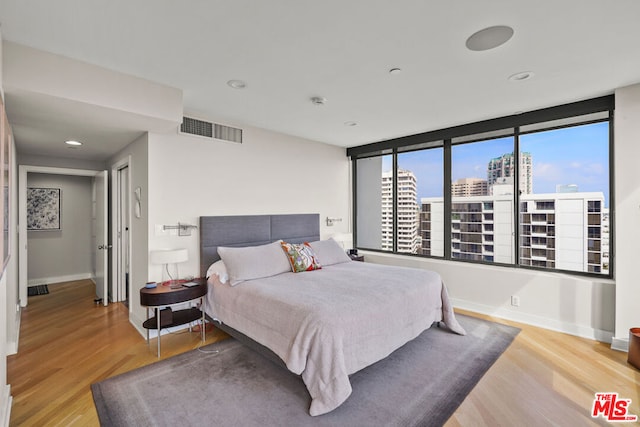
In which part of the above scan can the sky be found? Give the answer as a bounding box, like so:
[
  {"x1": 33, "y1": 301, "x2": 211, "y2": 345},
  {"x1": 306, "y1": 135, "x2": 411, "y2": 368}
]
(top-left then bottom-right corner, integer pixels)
[{"x1": 383, "y1": 121, "x2": 610, "y2": 207}]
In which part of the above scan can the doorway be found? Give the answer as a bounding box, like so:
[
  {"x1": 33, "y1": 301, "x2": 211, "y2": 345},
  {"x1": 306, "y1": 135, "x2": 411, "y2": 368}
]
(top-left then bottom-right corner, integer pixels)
[
  {"x1": 115, "y1": 164, "x2": 131, "y2": 306},
  {"x1": 111, "y1": 156, "x2": 132, "y2": 309},
  {"x1": 18, "y1": 165, "x2": 109, "y2": 307}
]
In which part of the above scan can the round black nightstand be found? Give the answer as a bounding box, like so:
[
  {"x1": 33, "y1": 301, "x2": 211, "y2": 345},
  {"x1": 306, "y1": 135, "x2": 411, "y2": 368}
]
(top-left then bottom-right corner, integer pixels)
[{"x1": 140, "y1": 278, "x2": 207, "y2": 357}]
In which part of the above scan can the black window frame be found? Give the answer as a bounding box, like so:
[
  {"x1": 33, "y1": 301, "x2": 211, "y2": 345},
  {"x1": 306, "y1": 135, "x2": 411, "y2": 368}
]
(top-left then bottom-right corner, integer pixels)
[{"x1": 348, "y1": 95, "x2": 614, "y2": 279}]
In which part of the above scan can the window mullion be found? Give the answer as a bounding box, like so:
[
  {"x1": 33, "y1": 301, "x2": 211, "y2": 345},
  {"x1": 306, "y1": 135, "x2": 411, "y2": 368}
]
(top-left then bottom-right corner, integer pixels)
[
  {"x1": 352, "y1": 159, "x2": 358, "y2": 249},
  {"x1": 392, "y1": 149, "x2": 398, "y2": 253},
  {"x1": 444, "y1": 140, "x2": 452, "y2": 260},
  {"x1": 514, "y1": 128, "x2": 521, "y2": 266}
]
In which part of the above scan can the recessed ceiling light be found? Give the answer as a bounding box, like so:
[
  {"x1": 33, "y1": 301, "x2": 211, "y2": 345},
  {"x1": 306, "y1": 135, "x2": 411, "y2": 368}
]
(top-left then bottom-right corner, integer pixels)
[
  {"x1": 65, "y1": 140, "x2": 82, "y2": 146},
  {"x1": 389, "y1": 68, "x2": 402, "y2": 75},
  {"x1": 310, "y1": 96, "x2": 327, "y2": 106},
  {"x1": 466, "y1": 25, "x2": 514, "y2": 51},
  {"x1": 227, "y1": 79, "x2": 247, "y2": 89},
  {"x1": 508, "y1": 71, "x2": 534, "y2": 82},
  {"x1": 344, "y1": 121, "x2": 358, "y2": 127}
]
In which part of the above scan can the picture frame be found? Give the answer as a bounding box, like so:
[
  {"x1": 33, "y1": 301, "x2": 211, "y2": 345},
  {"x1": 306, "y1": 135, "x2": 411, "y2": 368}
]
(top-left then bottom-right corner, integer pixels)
[{"x1": 27, "y1": 188, "x2": 62, "y2": 231}]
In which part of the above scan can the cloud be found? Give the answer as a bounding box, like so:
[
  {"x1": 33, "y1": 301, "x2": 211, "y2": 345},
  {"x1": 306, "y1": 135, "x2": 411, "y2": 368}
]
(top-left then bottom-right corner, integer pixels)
[
  {"x1": 569, "y1": 161, "x2": 582, "y2": 169},
  {"x1": 534, "y1": 162, "x2": 561, "y2": 180}
]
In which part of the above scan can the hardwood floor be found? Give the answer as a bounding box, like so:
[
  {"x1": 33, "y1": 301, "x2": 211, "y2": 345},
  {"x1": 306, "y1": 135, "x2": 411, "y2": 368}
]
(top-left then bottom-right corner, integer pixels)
[
  {"x1": 8, "y1": 280, "x2": 640, "y2": 426},
  {"x1": 8, "y1": 280, "x2": 228, "y2": 426},
  {"x1": 446, "y1": 310, "x2": 640, "y2": 426}
]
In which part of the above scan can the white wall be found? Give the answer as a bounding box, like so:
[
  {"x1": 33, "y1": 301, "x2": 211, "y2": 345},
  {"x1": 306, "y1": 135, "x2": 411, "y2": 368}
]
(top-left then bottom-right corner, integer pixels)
[
  {"x1": 0, "y1": 26, "x2": 16, "y2": 426},
  {"x1": 17, "y1": 153, "x2": 106, "y2": 172},
  {"x1": 26, "y1": 174, "x2": 93, "y2": 284},
  {"x1": 0, "y1": 25, "x2": 7, "y2": 424},
  {"x1": 613, "y1": 83, "x2": 640, "y2": 349},
  {"x1": 108, "y1": 133, "x2": 148, "y2": 332},
  {"x1": 3, "y1": 41, "x2": 182, "y2": 128},
  {"x1": 5, "y1": 127, "x2": 18, "y2": 356},
  {"x1": 364, "y1": 251, "x2": 614, "y2": 341},
  {"x1": 138, "y1": 125, "x2": 350, "y2": 334}
]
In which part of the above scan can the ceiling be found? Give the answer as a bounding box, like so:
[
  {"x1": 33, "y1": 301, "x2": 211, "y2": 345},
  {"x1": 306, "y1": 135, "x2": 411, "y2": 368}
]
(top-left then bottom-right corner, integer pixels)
[{"x1": 1, "y1": 0, "x2": 639, "y2": 161}]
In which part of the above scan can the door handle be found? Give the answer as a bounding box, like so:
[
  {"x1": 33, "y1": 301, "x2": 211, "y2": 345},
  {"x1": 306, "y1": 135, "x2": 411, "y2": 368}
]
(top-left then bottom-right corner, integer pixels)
[{"x1": 98, "y1": 245, "x2": 113, "y2": 250}]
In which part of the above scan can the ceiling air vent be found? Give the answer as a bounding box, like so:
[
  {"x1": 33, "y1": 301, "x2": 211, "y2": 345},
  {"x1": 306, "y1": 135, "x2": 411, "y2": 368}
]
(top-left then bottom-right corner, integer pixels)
[{"x1": 179, "y1": 116, "x2": 243, "y2": 144}]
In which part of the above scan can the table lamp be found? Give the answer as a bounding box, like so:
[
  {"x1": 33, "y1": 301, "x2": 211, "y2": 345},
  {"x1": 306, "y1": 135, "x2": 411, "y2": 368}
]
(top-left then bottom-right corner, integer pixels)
[
  {"x1": 150, "y1": 248, "x2": 188, "y2": 286},
  {"x1": 331, "y1": 233, "x2": 354, "y2": 252}
]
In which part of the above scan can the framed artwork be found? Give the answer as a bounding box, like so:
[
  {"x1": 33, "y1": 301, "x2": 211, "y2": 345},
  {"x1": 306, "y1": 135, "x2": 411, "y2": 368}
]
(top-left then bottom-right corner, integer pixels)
[{"x1": 27, "y1": 188, "x2": 62, "y2": 231}]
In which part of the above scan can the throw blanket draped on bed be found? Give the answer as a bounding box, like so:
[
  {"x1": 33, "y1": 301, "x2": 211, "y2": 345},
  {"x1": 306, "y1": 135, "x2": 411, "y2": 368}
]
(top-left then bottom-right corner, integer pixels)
[{"x1": 205, "y1": 261, "x2": 465, "y2": 416}]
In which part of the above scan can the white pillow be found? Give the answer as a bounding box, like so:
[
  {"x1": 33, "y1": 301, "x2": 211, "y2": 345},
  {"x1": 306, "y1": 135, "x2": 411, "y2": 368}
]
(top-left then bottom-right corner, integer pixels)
[
  {"x1": 218, "y1": 241, "x2": 291, "y2": 286},
  {"x1": 206, "y1": 260, "x2": 229, "y2": 284},
  {"x1": 308, "y1": 238, "x2": 351, "y2": 266}
]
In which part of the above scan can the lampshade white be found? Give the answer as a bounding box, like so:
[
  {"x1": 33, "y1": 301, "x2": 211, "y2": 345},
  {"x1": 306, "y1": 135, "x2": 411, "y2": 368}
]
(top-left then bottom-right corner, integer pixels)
[
  {"x1": 331, "y1": 233, "x2": 353, "y2": 250},
  {"x1": 150, "y1": 248, "x2": 188, "y2": 265},
  {"x1": 150, "y1": 249, "x2": 188, "y2": 284}
]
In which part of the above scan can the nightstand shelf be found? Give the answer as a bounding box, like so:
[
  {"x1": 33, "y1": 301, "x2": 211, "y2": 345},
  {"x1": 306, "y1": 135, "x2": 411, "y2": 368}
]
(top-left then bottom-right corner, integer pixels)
[{"x1": 142, "y1": 307, "x2": 203, "y2": 330}]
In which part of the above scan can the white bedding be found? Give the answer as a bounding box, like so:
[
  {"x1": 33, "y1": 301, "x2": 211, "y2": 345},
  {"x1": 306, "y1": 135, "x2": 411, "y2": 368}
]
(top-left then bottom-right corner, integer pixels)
[{"x1": 204, "y1": 260, "x2": 465, "y2": 416}]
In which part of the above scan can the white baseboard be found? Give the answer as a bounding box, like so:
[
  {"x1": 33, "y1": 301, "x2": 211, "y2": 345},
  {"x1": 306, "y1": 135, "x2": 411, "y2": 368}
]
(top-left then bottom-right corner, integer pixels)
[
  {"x1": 451, "y1": 298, "x2": 614, "y2": 344},
  {"x1": 28, "y1": 273, "x2": 92, "y2": 286},
  {"x1": 0, "y1": 384, "x2": 12, "y2": 427},
  {"x1": 611, "y1": 337, "x2": 629, "y2": 352},
  {"x1": 130, "y1": 312, "x2": 147, "y2": 338}
]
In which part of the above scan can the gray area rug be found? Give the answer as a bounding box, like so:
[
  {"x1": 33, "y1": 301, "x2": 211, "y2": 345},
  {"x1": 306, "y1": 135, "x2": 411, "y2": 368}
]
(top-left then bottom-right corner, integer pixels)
[{"x1": 92, "y1": 314, "x2": 519, "y2": 427}]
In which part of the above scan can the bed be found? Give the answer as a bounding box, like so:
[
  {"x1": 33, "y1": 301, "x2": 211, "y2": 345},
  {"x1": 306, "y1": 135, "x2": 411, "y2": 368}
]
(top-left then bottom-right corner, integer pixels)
[{"x1": 199, "y1": 214, "x2": 465, "y2": 416}]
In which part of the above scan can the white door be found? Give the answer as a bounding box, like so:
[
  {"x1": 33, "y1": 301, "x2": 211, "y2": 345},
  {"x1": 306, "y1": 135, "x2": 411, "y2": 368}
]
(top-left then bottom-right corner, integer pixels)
[
  {"x1": 94, "y1": 170, "x2": 109, "y2": 306},
  {"x1": 116, "y1": 165, "x2": 130, "y2": 302}
]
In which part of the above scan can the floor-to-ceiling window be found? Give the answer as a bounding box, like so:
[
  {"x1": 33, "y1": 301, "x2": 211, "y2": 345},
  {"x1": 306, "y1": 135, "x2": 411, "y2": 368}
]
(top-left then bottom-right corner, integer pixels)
[{"x1": 349, "y1": 96, "x2": 613, "y2": 278}]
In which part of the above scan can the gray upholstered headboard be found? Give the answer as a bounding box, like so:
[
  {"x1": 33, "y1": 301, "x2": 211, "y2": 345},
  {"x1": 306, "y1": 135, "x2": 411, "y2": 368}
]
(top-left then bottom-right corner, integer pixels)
[{"x1": 199, "y1": 213, "x2": 320, "y2": 277}]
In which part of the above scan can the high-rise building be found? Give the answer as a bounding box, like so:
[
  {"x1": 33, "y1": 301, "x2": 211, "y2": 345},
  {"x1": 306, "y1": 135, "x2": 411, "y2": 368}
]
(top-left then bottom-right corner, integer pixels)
[
  {"x1": 520, "y1": 193, "x2": 607, "y2": 274},
  {"x1": 487, "y1": 152, "x2": 533, "y2": 195},
  {"x1": 381, "y1": 171, "x2": 393, "y2": 251},
  {"x1": 420, "y1": 192, "x2": 609, "y2": 274},
  {"x1": 452, "y1": 178, "x2": 488, "y2": 197},
  {"x1": 381, "y1": 170, "x2": 420, "y2": 253}
]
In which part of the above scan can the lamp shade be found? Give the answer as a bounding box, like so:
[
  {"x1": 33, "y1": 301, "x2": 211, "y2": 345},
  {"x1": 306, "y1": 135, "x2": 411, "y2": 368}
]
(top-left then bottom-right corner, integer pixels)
[
  {"x1": 150, "y1": 248, "x2": 188, "y2": 265},
  {"x1": 331, "y1": 233, "x2": 353, "y2": 249}
]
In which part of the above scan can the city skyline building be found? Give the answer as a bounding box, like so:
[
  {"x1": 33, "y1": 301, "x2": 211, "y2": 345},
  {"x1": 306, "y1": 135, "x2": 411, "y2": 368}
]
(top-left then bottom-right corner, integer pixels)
[
  {"x1": 419, "y1": 191, "x2": 609, "y2": 274},
  {"x1": 487, "y1": 152, "x2": 533, "y2": 195},
  {"x1": 382, "y1": 150, "x2": 608, "y2": 274},
  {"x1": 452, "y1": 177, "x2": 488, "y2": 197},
  {"x1": 381, "y1": 169, "x2": 420, "y2": 253}
]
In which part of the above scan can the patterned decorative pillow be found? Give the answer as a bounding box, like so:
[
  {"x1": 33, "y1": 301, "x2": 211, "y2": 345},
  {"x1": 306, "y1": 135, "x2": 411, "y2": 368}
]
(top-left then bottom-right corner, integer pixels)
[{"x1": 280, "y1": 241, "x2": 322, "y2": 273}]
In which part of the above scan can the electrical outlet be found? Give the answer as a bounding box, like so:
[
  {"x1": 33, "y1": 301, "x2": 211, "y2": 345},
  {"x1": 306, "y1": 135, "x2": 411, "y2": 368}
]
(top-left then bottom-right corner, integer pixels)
[{"x1": 511, "y1": 295, "x2": 520, "y2": 307}]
